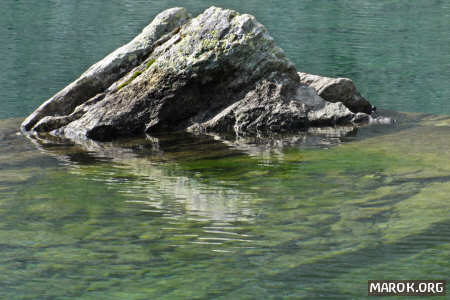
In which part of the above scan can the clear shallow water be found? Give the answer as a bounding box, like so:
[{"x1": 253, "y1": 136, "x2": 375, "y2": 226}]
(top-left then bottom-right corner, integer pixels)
[
  {"x1": 1, "y1": 114, "x2": 449, "y2": 299},
  {"x1": 1, "y1": 0, "x2": 449, "y2": 299}
]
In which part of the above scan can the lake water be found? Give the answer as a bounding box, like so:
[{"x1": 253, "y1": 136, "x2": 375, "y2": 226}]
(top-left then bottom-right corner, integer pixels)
[{"x1": 1, "y1": 1, "x2": 449, "y2": 299}]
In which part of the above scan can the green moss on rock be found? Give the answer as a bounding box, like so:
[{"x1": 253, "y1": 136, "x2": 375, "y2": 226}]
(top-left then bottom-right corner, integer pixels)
[
  {"x1": 117, "y1": 71, "x2": 143, "y2": 91},
  {"x1": 145, "y1": 59, "x2": 156, "y2": 70}
]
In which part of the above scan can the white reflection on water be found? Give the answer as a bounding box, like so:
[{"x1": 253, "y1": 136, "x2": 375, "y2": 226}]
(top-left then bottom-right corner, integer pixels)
[
  {"x1": 26, "y1": 130, "x2": 262, "y2": 251},
  {"x1": 203, "y1": 125, "x2": 358, "y2": 160}
]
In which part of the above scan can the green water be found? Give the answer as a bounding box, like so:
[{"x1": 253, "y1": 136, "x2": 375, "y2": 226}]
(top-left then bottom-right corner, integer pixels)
[
  {"x1": 1, "y1": 114, "x2": 449, "y2": 299},
  {"x1": 1, "y1": 0, "x2": 449, "y2": 299}
]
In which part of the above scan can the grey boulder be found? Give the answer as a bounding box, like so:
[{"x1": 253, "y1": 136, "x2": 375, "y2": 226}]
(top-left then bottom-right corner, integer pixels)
[{"x1": 22, "y1": 6, "x2": 375, "y2": 141}]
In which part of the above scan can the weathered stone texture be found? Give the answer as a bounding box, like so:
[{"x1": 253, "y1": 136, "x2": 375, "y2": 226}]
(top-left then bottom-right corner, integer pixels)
[{"x1": 22, "y1": 7, "x2": 376, "y2": 141}]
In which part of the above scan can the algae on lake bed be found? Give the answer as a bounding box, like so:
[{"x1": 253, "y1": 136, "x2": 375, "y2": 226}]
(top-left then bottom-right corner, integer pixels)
[{"x1": 0, "y1": 115, "x2": 449, "y2": 299}]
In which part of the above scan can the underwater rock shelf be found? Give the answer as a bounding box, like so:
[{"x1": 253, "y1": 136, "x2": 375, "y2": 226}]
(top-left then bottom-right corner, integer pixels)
[{"x1": 22, "y1": 6, "x2": 379, "y2": 142}]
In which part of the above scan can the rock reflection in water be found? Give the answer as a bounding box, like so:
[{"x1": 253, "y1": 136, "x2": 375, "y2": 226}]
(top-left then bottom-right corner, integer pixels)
[
  {"x1": 28, "y1": 137, "x2": 251, "y2": 223},
  {"x1": 27, "y1": 126, "x2": 358, "y2": 222},
  {"x1": 207, "y1": 126, "x2": 358, "y2": 159}
]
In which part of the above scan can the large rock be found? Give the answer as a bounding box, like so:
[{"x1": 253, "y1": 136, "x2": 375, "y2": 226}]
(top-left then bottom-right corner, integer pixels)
[{"x1": 22, "y1": 6, "x2": 373, "y2": 141}]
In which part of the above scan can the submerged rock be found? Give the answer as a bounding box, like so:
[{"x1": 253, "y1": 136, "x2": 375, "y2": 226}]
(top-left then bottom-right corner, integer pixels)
[{"x1": 22, "y1": 6, "x2": 378, "y2": 141}]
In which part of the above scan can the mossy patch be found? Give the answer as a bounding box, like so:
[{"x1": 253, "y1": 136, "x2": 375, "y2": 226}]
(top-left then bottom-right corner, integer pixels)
[
  {"x1": 145, "y1": 58, "x2": 156, "y2": 70},
  {"x1": 117, "y1": 70, "x2": 143, "y2": 91}
]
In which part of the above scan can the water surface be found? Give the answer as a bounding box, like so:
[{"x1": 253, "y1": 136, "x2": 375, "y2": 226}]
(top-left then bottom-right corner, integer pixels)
[
  {"x1": 0, "y1": 0, "x2": 449, "y2": 299},
  {"x1": 1, "y1": 114, "x2": 449, "y2": 299},
  {"x1": 1, "y1": 0, "x2": 449, "y2": 118}
]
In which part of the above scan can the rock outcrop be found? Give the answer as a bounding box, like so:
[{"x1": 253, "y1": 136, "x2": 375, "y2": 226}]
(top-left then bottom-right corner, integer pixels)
[{"x1": 22, "y1": 6, "x2": 376, "y2": 141}]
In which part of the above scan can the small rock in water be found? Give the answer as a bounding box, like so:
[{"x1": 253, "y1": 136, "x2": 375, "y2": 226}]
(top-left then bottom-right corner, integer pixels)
[{"x1": 297, "y1": 72, "x2": 373, "y2": 114}]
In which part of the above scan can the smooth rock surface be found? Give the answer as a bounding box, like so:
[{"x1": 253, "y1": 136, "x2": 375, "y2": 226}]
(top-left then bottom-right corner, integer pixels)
[
  {"x1": 22, "y1": 6, "x2": 374, "y2": 141},
  {"x1": 22, "y1": 7, "x2": 190, "y2": 131}
]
